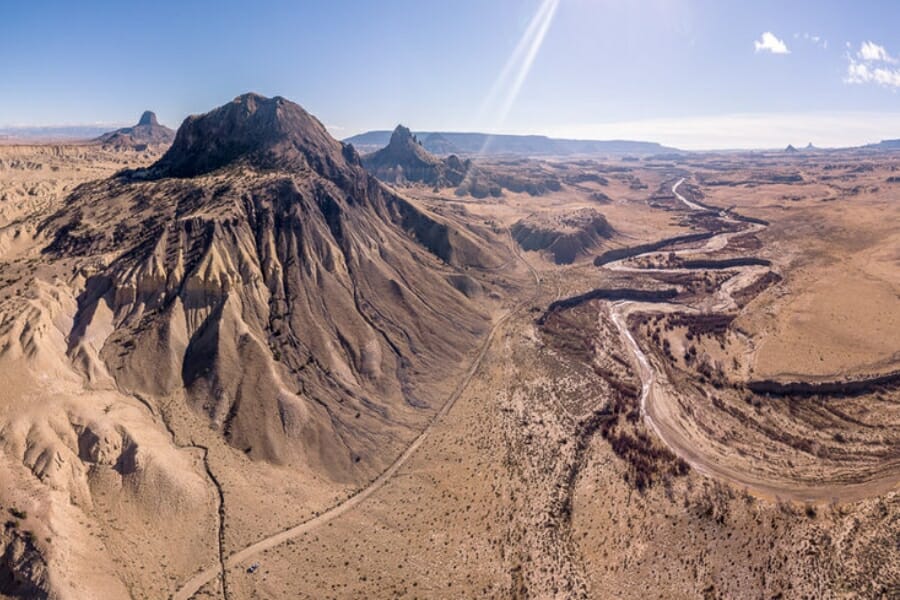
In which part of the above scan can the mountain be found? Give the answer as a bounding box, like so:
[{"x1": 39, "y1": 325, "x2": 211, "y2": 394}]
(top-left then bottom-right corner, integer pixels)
[
  {"x1": 45, "y1": 92, "x2": 498, "y2": 467},
  {"x1": 3, "y1": 93, "x2": 504, "y2": 596},
  {"x1": 784, "y1": 144, "x2": 799, "y2": 153},
  {"x1": 95, "y1": 111, "x2": 175, "y2": 148},
  {"x1": 361, "y1": 125, "x2": 468, "y2": 186},
  {"x1": 345, "y1": 130, "x2": 677, "y2": 156}
]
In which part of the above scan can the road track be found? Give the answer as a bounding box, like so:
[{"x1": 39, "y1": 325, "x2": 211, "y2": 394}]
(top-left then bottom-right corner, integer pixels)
[{"x1": 172, "y1": 236, "x2": 542, "y2": 600}]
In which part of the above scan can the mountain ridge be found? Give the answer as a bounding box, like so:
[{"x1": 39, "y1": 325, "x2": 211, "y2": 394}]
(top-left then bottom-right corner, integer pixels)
[{"x1": 346, "y1": 129, "x2": 679, "y2": 156}]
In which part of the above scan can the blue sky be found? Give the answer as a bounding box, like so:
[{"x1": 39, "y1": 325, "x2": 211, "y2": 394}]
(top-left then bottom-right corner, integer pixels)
[{"x1": 2, "y1": 0, "x2": 899, "y2": 148}]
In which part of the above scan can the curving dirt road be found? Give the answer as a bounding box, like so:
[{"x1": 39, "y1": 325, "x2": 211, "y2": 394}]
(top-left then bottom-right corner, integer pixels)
[
  {"x1": 173, "y1": 243, "x2": 542, "y2": 600},
  {"x1": 607, "y1": 179, "x2": 900, "y2": 504}
]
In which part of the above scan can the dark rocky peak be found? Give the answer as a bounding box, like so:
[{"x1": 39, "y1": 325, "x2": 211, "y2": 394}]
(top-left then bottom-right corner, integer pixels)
[
  {"x1": 367, "y1": 124, "x2": 440, "y2": 167},
  {"x1": 361, "y1": 124, "x2": 472, "y2": 188},
  {"x1": 390, "y1": 125, "x2": 418, "y2": 146},
  {"x1": 95, "y1": 109, "x2": 175, "y2": 146},
  {"x1": 153, "y1": 93, "x2": 355, "y2": 179},
  {"x1": 138, "y1": 111, "x2": 159, "y2": 127}
]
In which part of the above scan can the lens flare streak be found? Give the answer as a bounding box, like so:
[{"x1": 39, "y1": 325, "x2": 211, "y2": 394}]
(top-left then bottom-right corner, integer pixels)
[{"x1": 477, "y1": 0, "x2": 560, "y2": 152}]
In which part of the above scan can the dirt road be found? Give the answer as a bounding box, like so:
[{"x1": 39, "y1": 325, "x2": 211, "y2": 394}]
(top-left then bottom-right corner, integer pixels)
[{"x1": 173, "y1": 247, "x2": 542, "y2": 600}]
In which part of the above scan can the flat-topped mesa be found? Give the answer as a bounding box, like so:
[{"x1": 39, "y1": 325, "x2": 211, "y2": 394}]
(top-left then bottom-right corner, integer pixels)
[{"x1": 153, "y1": 93, "x2": 359, "y2": 179}]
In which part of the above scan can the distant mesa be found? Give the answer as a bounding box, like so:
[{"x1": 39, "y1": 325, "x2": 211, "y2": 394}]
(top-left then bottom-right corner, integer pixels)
[
  {"x1": 361, "y1": 125, "x2": 469, "y2": 187},
  {"x1": 866, "y1": 139, "x2": 900, "y2": 150},
  {"x1": 95, "y1": 110, "x2": 175, "y2": 148},
  {"x1": 422, "y1": 132, "x2": 460, "y2": 155},
  {"x1": 345, "y1": 129, "x2": 676, "y2": 157}
]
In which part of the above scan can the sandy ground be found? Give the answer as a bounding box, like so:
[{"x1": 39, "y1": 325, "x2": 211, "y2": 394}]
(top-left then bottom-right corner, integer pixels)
[{"x1": 1, "y1": 147, "x2": 898, "y2": 599}]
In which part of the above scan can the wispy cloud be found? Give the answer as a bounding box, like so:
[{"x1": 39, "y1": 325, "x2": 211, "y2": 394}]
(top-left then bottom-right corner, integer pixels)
[
  {"x1": 794, "y1": 32, "x2": 827, "y2": 49},
  {"x1": 754, "y1": 32, "x2": 789, "y2": 54},
  {"x1": 846, "y1": 41, "x2": 900, "y2": 89}
]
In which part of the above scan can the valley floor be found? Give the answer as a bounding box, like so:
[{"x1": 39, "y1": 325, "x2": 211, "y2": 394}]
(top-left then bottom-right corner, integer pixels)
[{"x1": 1, "y1": 145, "x2": 898, "y2": 599}]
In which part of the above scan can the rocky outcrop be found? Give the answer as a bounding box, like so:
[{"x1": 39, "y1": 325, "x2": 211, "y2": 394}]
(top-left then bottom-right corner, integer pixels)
[
  {"x1": 0, "y1": 528, "x2": 49, "y2": 599},
  {"x1": 362, "y1": 125, "x2": 469, "y2": 187},
  {"x1": 512, "y1": 209, "x2": 614, "y2": 264},
  {"x1": 95, "y1": 111, "x2": 175, "y2": 148}
]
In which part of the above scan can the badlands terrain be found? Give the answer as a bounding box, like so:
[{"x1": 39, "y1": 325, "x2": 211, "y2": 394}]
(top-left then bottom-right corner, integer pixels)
[{"x1": 0, "y1": 95, "x2": 898, "y2": 599}]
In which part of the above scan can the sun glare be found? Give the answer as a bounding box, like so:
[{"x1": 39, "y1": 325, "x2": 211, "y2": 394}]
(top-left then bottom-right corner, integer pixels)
[{"x1": 478, "y1": 0, "x2": 561, "y2": 139}]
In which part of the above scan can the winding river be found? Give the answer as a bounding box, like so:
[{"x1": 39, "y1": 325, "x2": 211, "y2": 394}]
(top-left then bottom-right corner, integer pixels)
[{"x1": 606, "y1": 179, "x2": 900, "y2": 503}]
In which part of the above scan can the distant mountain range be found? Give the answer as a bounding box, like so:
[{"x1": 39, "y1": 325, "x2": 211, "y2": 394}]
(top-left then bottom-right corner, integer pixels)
[
  {"x1": 0, "y1": 125, "x2": 112, "y2": 142},
  {"x1": 0, "y1": 112, "x2": 175, "y2": 146},
  {"x1": 345, "y1": 130, "x2": 679, "y2": 156}
]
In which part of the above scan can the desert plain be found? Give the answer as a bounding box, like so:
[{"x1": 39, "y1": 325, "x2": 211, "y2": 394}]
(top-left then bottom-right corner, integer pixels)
[{"x1": 0, "y1": 99, "x2": 897, "y2": 600}]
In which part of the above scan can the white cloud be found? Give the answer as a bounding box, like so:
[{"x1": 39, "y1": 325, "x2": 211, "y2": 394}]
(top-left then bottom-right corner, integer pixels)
[
  {"x1": 846, "y1": 61, "x2": 900, "y2": 88},
  {"x1": 754, "y1": 32, "x2": 790, "y2": 54},
  {"x1": 858, "y1": 41, "x2": 896, "y2": 63},
  {"x1": 845, "y1": 41, "x2": 900, "y2": 89}
]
